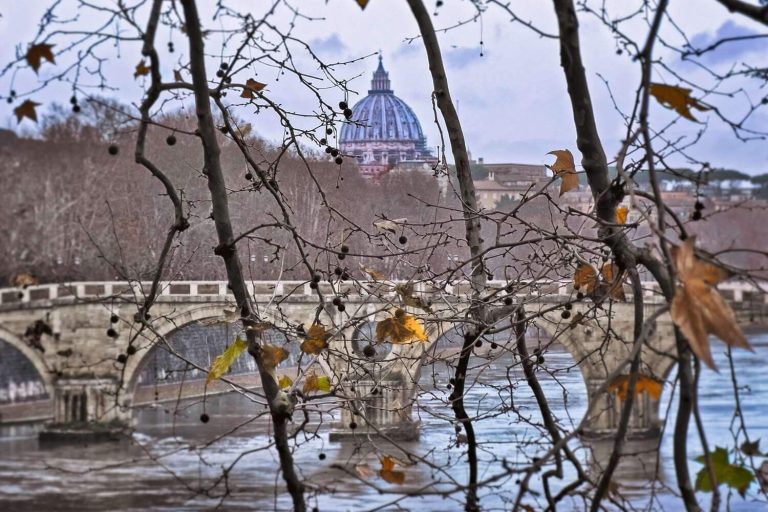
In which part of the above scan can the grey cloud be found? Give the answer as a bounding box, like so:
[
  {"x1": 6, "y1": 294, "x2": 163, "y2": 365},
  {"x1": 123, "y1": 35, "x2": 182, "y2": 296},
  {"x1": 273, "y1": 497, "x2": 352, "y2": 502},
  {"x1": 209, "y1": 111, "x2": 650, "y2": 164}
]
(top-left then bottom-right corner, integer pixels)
[
  {"x1": 688, "y1": 20, "x2": 766, "y2": 65},
  {"x1": 444, "y1": 46, "x2": 487, "y2": 69},
  {"x1": 309, "y1": 34, "x2": 348, "y2": 56}
]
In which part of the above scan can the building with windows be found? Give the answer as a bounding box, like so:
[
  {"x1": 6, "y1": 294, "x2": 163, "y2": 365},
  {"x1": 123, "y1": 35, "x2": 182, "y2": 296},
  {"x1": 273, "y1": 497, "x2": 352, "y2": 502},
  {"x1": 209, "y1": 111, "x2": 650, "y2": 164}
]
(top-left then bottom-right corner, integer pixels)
[{"x1": 340, "y1": 56, "x2": 436, "y2": 179}]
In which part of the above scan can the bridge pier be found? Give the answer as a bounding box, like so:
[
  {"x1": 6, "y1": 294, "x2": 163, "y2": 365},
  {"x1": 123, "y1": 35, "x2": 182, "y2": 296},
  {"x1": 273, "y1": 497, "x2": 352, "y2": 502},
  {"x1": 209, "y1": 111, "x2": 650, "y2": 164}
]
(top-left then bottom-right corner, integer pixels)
[
  {"x1": 540, "y1": 303, "x2": 677, "y2": 440},
  {"x1": 39, "y1": 378, "x2": 128, "y2": 442}
]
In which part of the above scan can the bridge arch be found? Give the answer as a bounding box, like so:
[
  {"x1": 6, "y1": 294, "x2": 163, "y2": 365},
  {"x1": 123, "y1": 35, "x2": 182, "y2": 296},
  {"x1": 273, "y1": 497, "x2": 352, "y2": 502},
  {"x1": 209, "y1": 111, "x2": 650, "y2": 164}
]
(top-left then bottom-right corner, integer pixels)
[{"x1": 0, "y1": 326, "x2": 53, "y2": 396}]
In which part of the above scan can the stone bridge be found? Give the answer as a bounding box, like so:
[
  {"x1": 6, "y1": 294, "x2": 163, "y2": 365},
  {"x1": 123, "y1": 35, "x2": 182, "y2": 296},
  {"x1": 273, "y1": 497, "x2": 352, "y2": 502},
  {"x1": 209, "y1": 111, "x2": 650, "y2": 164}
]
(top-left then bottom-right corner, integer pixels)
[{"x1": 0, "y1": 279, "x2": 765, "y2": 441}]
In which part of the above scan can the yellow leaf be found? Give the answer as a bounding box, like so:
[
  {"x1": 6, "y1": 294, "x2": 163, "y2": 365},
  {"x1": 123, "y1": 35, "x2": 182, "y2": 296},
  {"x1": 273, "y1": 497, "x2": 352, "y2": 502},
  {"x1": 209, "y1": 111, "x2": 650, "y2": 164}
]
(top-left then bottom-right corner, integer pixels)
[
  {"x1": 546, "y1": 149, "x2": 579, "y2": 195},
  {"x1": 278, "y1": 374, "x2": 293, "y2": 389},
  {"x1": 207, "y1": 336, "x2": 248, "y2": 384},
  {"x1": 303, "y1": 372, "x2": 331, "y2": 394},
  {"x1": 356, "y1": 0, "x2": 370, "y2": 9},
  {"x1": 260, "y1": 344, "x2": 288, "y2": 370},
  {"x1": 379, "y1": 456, "x2": 405, "y2": 484},
  {"x1": 359, "y1": 264, "x2": 386, "y2": 281},
  {"x1": 134, "y1": 60, "x2": 150, "y2": 78},
  {"x1": 394, "y1": 283, "x2": 432, "y2": 312},
  {"x1": 649, "y1": 83, "x2": 710, "y2": 122},
  {"x1": 14, "y1": 100, "x2": 41, "y2": 124},
  {"x1": 241, "y1": 78, "x2": 266, "y2": 98},
  {"x1": 670, "y1": 237, "x2": 750, "y2": 370},
  {"x1": 574, "y1": 263, "x2": 598, "y2": 295},
  {"x1": 615, "y1": 207, "x2": 628, "y2": 225},
  {"x1": 301, "y1": 323, "x2": 329, "y2": 355},
  {"x1": 607, "y1": 374, "x2": 663, "y2": 401},
  {"x1": 375, "y1": 309, "x2": 428, "y2": 344},
  {"x1": 26, "y1": 43, "x2": 55, "y2": 73}
]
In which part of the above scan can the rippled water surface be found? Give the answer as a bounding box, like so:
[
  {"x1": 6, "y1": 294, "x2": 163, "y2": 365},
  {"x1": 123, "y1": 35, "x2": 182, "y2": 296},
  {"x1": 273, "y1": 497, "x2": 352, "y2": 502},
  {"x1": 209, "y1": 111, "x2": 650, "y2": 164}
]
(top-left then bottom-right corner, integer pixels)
[{"x1": 1, "y1": 333, "x2": 767, "y2": 511}]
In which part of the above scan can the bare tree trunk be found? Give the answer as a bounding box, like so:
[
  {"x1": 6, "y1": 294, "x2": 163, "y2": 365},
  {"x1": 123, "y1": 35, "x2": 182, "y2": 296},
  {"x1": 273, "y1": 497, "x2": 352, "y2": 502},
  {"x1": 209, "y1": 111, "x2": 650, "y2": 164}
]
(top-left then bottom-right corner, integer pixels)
[
  {"x1": 179, "y1": 1, "x2": 305, "y2": 510},
  {"x1": 405, "y1": 1, "x2": 488, "y2": 509}
]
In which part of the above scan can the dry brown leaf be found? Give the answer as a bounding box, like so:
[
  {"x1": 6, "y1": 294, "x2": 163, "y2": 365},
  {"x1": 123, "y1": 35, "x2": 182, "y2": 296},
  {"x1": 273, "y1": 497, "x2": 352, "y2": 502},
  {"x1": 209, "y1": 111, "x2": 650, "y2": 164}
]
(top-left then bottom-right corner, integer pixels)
[
  {"x1": 546, "y1": 149, "x2": 579, "y2": 195},
  {"x1": 394, "y1": 283, "x2": 432, "y2": 312},
  {"x1": 173, "y1": 69, "x2": 184, "y2": 82},
  {"x1": 574, "y1": 263, "x2": 598, "y2": 295},
  {"x1": 241, "y1": 78, "x2": 266, "y2": 98},
  {"x1": 302, "y1": 372, "x2": 331, "y2": 394},
  {"x1": 670, "y1": 238, "x2": 750, "y2": 369},
  {"x1": 373, "y1": 217, "x2": 407, "y2": 234},
  {"x1": 13, "y1": 272, "x2": 39, "y2": 288},
  {"x1": 607, "y1": 373, "x2": 663, "y2": 401},
  {"x1": 355, "y1": 463, "x2": 375, "y2": 478},
  {"x1": 601, "y1": 262, "x2": 627, "y2": 301},
  {"x1": 379, "y1": 456, "x2": 405, "y2": 484},
  {"x1": 14, "y1": 100, "x2": 41, "y2": 123},
  {"x1": 649, "y1": 83, "x2": 710, "y2": 121},
  {"x1": 301, "y1": 323, "x2": 329, "y2": 355},
  {"x1": 260, "y1": 344, "x2": 288, "y2": 370},
  {"x1": 356, "y1": 0, "x2": 370, "y2": 9},
  {"x1": 375, "y1": 309, "x2": 428, "y2": 344},
  {"x1": 359, "y1": 264, "x2": 386, "y2": 281},
  {"x1": 26, "y1": 43, "x2": 55, "y2": 73},
  {"x1": 615, "y1": 206, "x2": 629, "y2": 225},
  {"x1": 134, "y1": 60, "x2": 150, "y2": 78}
]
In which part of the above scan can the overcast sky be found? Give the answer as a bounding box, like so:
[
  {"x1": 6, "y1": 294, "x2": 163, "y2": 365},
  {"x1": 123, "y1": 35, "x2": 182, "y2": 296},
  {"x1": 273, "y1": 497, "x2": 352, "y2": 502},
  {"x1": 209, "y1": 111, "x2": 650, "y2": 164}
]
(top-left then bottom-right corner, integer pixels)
[{"x1": 2, "y1": 1, "x2": 767, "y2": 174}]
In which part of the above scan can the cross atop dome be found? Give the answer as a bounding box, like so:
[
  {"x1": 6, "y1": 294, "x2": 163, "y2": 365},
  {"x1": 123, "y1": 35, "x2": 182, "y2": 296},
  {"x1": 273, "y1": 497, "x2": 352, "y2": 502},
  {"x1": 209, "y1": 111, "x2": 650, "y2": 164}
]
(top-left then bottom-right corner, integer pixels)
[{"x1": 369, "y1": 53, "x2": 392, "y2": 93}]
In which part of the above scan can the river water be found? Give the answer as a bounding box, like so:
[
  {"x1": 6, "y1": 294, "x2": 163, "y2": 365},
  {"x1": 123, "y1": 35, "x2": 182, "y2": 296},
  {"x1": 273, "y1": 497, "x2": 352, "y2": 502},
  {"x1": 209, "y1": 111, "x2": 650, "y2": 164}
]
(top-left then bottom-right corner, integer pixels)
[{"x1": 1, "y1": 333, "x2": 767, "y2": 511}]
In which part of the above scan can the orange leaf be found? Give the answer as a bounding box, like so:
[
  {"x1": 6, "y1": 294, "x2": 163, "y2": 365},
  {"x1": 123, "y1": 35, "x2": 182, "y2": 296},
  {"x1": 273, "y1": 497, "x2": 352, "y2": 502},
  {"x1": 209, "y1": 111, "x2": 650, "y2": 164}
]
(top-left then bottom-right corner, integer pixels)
[
  {"x1": 260, "y1": 344, "x2": 288, "y2": 370},
  {"x1": 379, "y1": 456, "x2": 405, "y2": 484},
  {"x1": 241, "y1": 79, "x2": 266, "y2": 98},
  {"x1": 13, "y1": 100, "x2": 41, "y2": 123},
  {"x1": 375, "y1": 309, "x2": 428, "y2": 344},
  {"x1": 301, "y1": 323, "x2": 329, "y2": 355},
  {"x1": 649, "y1": 83, "x2": 710, "y2": 122},
  {"x1": 134, "y1": 60, "x2": 150, "y2": 78},
  {"x1": 607, "y1": 374, "x2": 663, "y2": 401},
  {"x1": 600, "y1": 262, "x2": 626, "y2": 301},
  {"x1": 359, "y1": 264, "x2": 386, "y2": 281},
  {"x1": 26, "y1": 43, "x2": 55, "y2": 73},
  {"x1": 13, "y1": 272, "x2": 39, "y2": 288},
  {"x1": 615, "y1": 207, "x2": 628, "y2": 225},
  {"x1": 670, "y1": 238, "x2": 750, "y2": 370},
  {"x1": 546, "y1": 149, "x2": 579, "y2": 195},
  {"x1": 672, "y1": 237, "x2": 729, "y2": 285},
  {"x1": 574, "y1": 263, "x2": 598, "y2": 295}
]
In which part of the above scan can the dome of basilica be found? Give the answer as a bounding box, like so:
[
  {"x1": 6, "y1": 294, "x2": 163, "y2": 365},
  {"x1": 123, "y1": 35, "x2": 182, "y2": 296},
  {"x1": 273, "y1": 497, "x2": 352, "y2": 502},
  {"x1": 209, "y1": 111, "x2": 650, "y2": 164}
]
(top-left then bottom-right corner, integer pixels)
[{"x1": 339, "y1": 56, "x2": 434, "y2": 178}]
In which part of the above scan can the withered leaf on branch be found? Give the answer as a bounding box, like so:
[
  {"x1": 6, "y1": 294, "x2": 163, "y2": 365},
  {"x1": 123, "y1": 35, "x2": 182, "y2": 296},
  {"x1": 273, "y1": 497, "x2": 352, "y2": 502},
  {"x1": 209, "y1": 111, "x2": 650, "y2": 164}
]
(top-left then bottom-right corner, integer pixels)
[
  {"x1": 373, "y1": 217, "x2": 407, "y2": 234},
  {"x1": 302, "y1": 372, "x2": 331, "y2": 394},
  {"x1": 13, "y1": 272, "x2": 39, "y2": 288},
  {"x1": 546, "y1": 149, "x2": 579, "y2": 195},
  {"x1": 359, "y1": 263, "x2": 386, "y2": 281},
  {"x1": 394, "y1": 283, "x2": 432, "y2": 312},
  {"x1": 260, "y1": 344, "x2": 288, "y2": 370},
  {"x1": 26, "y1": 43, "x2": 55, "y2": 73},
  {"x1": 14, "y1": 100, "x2": 41, "y2": 123},
  {"x1": 134, "y1": 60, "x2": 150, "y2": 78},
  {"x1": 573, "y1": 261, "x2": 626, "y2": 301},
  {"x1": 615, "y1": 206, "x2": 629, "y2": 225},
  {"x1": 375, "y1": 309, "x2": 428, "y2": 344},
  {"x1": 607, "y1": 373, "x2": 663, "y2": 401},
  {"x1": 356, "y1": 0, "x2": 371, "y2": 9},
  {"x1": 379, "y1": 456, "x2": 406, "y2": 484},
  {"x1": 649, "y1": 83, "x2": 710, "y2": 122},
  {"x1": 670, "y1": 237, "x2": 750, "y2": 369},
  {"x1": 207, "y1": 336, "x2": 248, "y2": 383},
  {"x1": 241, "y1": 79, "x2": 266, "y2": 98},
  {"x1": 301, "y1": 323, "x2": 329, "y2": 355}
]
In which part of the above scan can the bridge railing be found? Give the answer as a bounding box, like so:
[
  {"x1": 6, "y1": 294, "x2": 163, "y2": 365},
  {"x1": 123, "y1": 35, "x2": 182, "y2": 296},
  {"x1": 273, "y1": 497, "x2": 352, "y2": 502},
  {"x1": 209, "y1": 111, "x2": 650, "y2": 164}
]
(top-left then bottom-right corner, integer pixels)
[{"x1": 1, "y1": 279, "x2": 766, "y2": 307}]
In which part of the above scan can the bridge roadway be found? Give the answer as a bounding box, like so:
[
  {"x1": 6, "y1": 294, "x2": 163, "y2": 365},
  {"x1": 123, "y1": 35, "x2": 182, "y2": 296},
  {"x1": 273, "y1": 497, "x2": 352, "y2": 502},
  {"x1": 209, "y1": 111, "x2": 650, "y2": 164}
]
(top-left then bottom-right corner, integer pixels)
[{"x1": 0, "y1": 279, "x2": 765, "y2": 440}]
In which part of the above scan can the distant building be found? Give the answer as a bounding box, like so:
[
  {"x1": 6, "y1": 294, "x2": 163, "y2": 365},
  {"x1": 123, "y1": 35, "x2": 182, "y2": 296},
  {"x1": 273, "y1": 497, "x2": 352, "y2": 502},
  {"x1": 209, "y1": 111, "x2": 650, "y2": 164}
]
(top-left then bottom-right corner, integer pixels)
[
  {"x1": 471, "y1": 159, "x2": 549, "y2": 208},
  {"x1": 340, "y1": 56, "x2": 436, "y2": 179}
]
